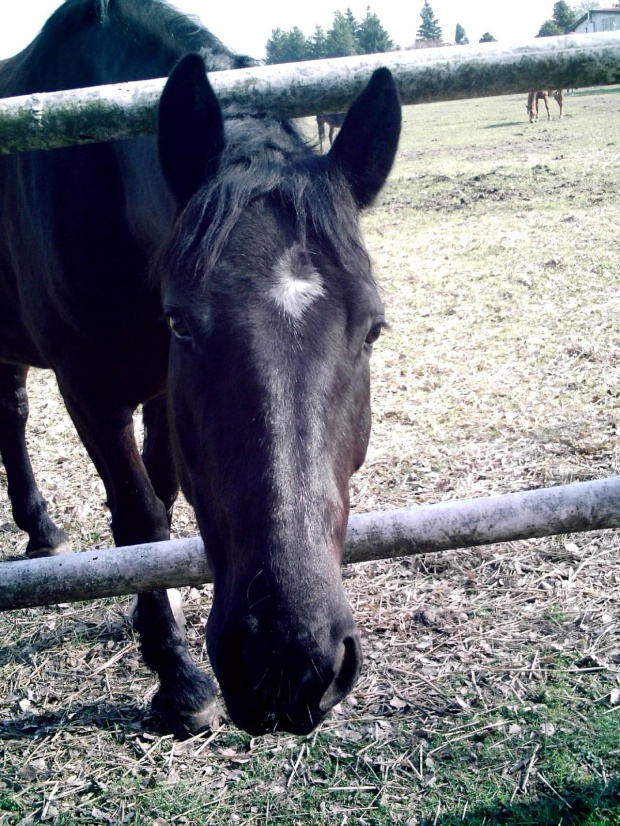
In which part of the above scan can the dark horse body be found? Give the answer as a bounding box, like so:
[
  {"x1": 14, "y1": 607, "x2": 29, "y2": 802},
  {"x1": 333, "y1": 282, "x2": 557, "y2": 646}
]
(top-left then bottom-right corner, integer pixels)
[{"x1": 0, "y1": 0, "x2": 400, "y2": 736}]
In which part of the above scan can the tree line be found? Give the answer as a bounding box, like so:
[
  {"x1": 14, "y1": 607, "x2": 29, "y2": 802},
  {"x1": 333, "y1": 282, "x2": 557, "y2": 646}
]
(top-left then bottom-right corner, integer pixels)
[
  {"x1": 265, "y1": 4, "x2": 494, "y2": 64},
  {"x1": 265, "y1": 0, "x2": 603, "y2": 65},
  {"x1": 417, "y1": 1, "x2": 496, "y2": 45},
  {"x1": 415, "y1": 0, "x2": 601, "y2": 46},
  {"x1": 266, "y1": 9, "x2": 394, "y2": 64}
]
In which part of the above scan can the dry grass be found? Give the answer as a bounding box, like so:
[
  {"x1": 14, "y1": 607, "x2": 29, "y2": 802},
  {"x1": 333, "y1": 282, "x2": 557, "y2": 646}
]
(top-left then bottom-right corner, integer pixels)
[{"x1": 1, "y1": 89, "x2": 620, "y2": 825}]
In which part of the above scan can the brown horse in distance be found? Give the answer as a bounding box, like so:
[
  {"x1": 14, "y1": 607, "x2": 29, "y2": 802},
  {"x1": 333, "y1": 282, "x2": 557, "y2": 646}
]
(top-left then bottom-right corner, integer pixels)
[
  {"x1": 317, "y1": 112, "x2": 346, "y2": 151},
  {"x1": 526, "y1": 90, "x2": 564, "y2": 122}
]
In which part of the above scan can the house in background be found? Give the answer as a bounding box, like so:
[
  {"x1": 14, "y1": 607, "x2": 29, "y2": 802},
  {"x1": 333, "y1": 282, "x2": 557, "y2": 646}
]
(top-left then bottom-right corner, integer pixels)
[{"x1": 570, "y1": 5, "x2": 620, "y2": 32}]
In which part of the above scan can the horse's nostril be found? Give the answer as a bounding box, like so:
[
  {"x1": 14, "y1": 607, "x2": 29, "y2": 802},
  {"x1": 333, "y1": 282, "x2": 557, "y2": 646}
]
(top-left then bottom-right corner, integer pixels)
[{"x1": 319, "y1": 634, "x2": 362, "y2": 713}]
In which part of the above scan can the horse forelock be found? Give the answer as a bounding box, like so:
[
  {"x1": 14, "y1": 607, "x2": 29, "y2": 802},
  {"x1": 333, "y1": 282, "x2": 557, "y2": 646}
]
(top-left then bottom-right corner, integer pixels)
[{"x1": 153, "y1": 119, "x2": 372, "y2": 297}]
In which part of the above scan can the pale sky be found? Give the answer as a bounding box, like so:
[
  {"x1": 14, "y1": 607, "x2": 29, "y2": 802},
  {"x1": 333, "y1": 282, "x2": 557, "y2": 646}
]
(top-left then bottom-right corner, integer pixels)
[{"x1": 0, "y1": 0, "x2": 560, "y2": 61}]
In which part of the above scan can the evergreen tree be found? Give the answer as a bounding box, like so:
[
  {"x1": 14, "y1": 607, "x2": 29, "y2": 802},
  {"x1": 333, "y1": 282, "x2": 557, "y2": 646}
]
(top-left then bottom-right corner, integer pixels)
[
  {"x1": 287, "y1": 27, "x2": 312, "y2": 60},
  {"x1": 357, "y1": 9, "x2": 394, "y2": 53},
  {"x1": 325, "y1": 10, "x2": 358, "y2": 57},
  {"x1": 265, "y1": 27, "x2": 311, "y2": 64},
  {"x1": 417, "y1": 0, "x2": 442, "y2": 41},
  {"x1": 455, "y1": 23, "x2": 469, "y2": 44},
  {"x1": 553, "y1": 0, "x2": 577, "y2": 30},
  {"x1": 310, "y1": 25, "x2": 328, "y2": 59},
  {"x1": 479, "y1": 32, "x2": 497, "y2": 42},
  {"x1": 264, "y1": 9, "x2": 396, "y2": 63},
  {"x1": 536, "y1": 19, "x2": 562, "y2": 36},
  {"x1": 345, "y1": 8, "x2": 360, "y2": 40},
  {"x1": 266, "y1": 29, "x2": 287, "y2": 63}
]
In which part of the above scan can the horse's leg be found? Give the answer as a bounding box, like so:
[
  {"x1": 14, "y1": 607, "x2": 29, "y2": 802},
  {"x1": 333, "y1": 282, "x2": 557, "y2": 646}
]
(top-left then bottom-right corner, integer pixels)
[
  {"x1": 557, "y1": 91, "x2": 564, "y2": 119},
  {"x1": 0, "y1": 363, "x2": 70, "y2": 557},
  {"x1": 142, "y1": 394, "x2": 178, "y2": 526},
  {"x1": 58, "y1": 375, "x2": 219, "y2": 737},
  {"x1": 317, "y1": 116, "x2": 325, "y2": 152},
  {"x1": 543, "y1": 94, "x2": 551, "y2": 120},
  {"x1": 133, "y1": 395, "x2": 184, "y2": 635},
  {"x1": 328, "y1": 123, "x2": 335, "y2": 146}
]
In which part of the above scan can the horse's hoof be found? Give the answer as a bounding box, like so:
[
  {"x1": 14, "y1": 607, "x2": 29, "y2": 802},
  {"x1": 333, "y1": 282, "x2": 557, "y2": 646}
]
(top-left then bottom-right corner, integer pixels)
[
  {"x1": 153, "y1": 688, "x2": 226, "y2": 739},
  {"x1": 152, "y1": 669, "x2": 224, "y2": 739},
  {"x1": 25, "y1": 538, "x2": 72, "y2": 558},
  {"x1": 175, "y1": 698, "x2": 228, "y2": 737}
]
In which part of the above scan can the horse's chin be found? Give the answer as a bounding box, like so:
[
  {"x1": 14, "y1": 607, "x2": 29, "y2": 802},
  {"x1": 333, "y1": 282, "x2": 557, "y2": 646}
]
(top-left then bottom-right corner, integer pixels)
[
  {"x1": 222, "y1": 697, "x2": 327, "y2": 737},
  {"x1": 206, "y1": 592, "x2": 362, "y2": 737}
]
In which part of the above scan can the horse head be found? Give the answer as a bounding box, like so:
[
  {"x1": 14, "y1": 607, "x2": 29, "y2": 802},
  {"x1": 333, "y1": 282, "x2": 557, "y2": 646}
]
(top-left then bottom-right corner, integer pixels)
[{"x1": 154, "y1": 56, "x2": 401, "y2": 735}]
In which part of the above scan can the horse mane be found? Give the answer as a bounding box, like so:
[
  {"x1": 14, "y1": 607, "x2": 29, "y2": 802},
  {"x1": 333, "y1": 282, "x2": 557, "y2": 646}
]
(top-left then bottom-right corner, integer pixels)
[{"x1": 0, "y1": 0, "x2": 257, "y2": 95}]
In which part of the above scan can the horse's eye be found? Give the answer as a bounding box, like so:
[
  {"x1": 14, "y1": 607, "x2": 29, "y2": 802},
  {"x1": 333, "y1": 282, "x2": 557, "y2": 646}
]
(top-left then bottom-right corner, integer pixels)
[
  {"x1": 364, "y1": 322, "x2": 384, "y2": 350},
  {"x1": 167, "y1": 315, "x2": 192, "y2": 342}
]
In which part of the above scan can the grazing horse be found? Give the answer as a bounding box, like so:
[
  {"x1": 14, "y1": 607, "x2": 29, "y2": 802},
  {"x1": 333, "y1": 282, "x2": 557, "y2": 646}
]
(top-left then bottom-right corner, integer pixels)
[
  {"x1": 317, "y1": 112, "x2": 346, "y2": 151},
  {"x1": 526, "y1": 90, "x2": 564, "y2": 122},
  {"x1": 0, "y1": 0, "x2": 400, "y2": 737}
]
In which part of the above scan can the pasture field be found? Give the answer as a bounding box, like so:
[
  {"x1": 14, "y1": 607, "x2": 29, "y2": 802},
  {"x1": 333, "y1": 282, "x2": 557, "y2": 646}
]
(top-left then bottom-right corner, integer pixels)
[{"x1": 1, "y1": 88, "x2": 620, "y2": 825}]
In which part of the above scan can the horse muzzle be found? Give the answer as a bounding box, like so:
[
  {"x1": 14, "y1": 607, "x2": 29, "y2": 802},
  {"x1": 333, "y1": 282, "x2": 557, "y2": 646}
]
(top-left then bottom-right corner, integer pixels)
[{"x1": 207, "y1": 606, "x2": 362, "y2": 735}]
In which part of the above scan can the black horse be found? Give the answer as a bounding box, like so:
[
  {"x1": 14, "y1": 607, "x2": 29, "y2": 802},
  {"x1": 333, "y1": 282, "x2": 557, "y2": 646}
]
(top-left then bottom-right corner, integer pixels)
[{"x1": 0, "y1": 0, "x2": 400, "y2": 737}]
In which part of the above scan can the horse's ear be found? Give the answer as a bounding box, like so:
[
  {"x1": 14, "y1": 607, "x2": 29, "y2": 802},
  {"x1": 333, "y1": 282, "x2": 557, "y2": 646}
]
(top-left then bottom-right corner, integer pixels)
[
  {"x1": 329, "y1": 68, "x2": 401, "y2": 209},
  {"x1": 158, "y1": 53, "x2": 225, "y2": 207}
]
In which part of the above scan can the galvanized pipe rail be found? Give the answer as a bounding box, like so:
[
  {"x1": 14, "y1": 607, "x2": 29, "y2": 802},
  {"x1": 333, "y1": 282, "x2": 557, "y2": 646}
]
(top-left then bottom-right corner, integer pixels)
[
  {"x1": 1, "y1": 33, "x2": 620, "y2": 154},
  {"x1": 2, "y1": 475, "x2": 619, "y2": 610}
]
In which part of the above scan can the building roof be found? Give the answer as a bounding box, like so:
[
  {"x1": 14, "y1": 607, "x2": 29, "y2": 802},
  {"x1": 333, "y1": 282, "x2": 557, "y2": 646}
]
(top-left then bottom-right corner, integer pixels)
[{"x1": 571, "y1": 5, "x2": 620, "y2": 30}]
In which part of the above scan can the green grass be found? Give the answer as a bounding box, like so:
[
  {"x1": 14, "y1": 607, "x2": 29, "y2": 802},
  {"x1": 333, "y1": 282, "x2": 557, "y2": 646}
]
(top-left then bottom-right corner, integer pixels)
[{"x1": 1, "y1": 662, "x2": 617, "y2": 824}]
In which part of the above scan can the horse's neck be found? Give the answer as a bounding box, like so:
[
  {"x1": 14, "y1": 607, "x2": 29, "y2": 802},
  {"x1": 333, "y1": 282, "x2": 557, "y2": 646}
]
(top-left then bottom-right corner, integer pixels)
[{"x1": 113, "y1": 137, "x2": 176, "y2": 256}]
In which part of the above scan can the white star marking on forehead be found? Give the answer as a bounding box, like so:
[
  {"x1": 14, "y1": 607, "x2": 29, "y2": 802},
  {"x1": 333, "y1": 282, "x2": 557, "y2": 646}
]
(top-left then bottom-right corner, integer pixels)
[{"x1": 270, "y1": 246, "x2": 325, "y2": 321}]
